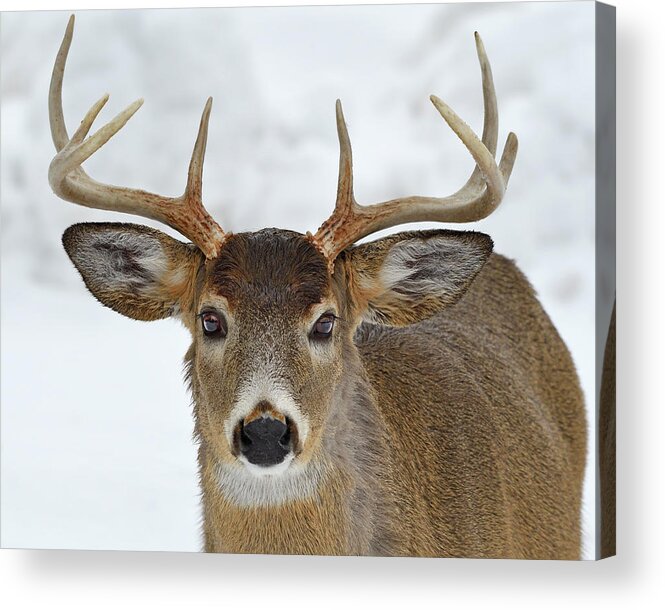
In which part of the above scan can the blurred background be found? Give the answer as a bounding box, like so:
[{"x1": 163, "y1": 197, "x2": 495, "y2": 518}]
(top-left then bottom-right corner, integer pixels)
[{"x1": 1, "y1": 4, "x2": 597, "y2": 557}]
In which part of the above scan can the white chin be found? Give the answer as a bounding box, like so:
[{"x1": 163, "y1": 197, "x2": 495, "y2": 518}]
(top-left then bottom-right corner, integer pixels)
[{"x1": 239, "y1": 453, "x2": 294, "y2": 477}]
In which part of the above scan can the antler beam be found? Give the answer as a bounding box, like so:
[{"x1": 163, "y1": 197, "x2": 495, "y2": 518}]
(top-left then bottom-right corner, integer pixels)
[
  {"x1": 311, "y1": 32, "x2": 519, "y2": 267},
  {"x1": 48, "y1": 15, "x2": 226, "y2": 259}
]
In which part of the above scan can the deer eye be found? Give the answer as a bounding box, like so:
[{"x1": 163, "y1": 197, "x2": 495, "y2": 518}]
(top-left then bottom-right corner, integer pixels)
[
  {"x1": 311, "y1": 314, "x2": 335, "y2": 340},
  {"x1": 200, "y1": 311, "x2": 227, "y2": 338}
]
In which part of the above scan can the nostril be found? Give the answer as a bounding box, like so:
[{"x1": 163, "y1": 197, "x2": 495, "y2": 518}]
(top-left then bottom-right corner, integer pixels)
[
  {"x1": 278, "y1": 421, "x2": 291, "y2": 450},
  {"x1": 239, "y1": 420, "x2": 253, "y2": 451}
]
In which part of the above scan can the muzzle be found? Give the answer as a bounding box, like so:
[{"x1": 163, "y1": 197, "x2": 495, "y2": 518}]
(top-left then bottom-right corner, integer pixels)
[{"x1": 232, "y1": 401, "x2": 299, "y2": 467}]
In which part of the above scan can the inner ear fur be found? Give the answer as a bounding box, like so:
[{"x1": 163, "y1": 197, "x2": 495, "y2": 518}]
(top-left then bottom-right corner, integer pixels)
[
  {"x1": 339, "y1": 229, "x2": 494, "y2": 327},
  {"x1": 62, "y1": 222, "x2": 204, "y2": 322}
]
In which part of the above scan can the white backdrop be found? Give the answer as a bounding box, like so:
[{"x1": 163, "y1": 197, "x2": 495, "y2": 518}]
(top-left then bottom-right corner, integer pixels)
[{"x1": 1, "y1": 4, "x2": 597, "y2": 557}]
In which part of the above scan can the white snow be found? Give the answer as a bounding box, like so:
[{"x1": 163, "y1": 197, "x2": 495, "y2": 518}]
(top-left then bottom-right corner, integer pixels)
[{"x1": 1, "y1": 3, "x2": 598, "y2": 557}]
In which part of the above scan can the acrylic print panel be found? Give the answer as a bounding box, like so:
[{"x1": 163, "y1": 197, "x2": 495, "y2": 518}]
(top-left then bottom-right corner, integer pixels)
[{"x1": 1, "y1": 3, "x2": 599, "y2": 558}]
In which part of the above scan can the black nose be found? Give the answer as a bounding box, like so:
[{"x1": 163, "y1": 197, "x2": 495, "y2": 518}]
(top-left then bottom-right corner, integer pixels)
[{"x1": 239, "y1": 417, "x2": 292, "y2": 467}]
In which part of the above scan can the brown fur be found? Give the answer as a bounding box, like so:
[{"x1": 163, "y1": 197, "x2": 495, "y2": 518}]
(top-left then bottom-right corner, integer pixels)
[
  {"x1": 63, "y1": 224, "x2": 586, "y2": 558},
  {"x1": 599, "y1": 302, "x2": 616, "y2": 557},
  {"x1": 210, "y1": 229, "x2": 329, "y2": 311},
  {"x1": 351, "y1": 254, "x2": 587, "y2": 557},
  {"x1": 244, "y1": 402, "x2": 287, "y2": 426}
]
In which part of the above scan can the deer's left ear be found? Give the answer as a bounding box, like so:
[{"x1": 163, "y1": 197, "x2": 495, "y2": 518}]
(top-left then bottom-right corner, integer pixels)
[
  {"x1": 63, "y1": 222, "x2": 204, "y2": 322},
  {"x1": 341, "y1": 229, "x2": 493, "y2": 327}
]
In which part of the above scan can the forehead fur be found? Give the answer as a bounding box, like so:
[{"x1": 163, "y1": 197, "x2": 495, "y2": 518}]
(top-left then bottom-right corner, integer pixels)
[{"x1": 209, "y1": 229, "x2": 330, "y2": 310}]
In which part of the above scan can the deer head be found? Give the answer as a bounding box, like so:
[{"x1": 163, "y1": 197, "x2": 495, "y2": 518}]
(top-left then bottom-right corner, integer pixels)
[{"x1": 50, "y1": 16, "x2": 517, "y2": 478}]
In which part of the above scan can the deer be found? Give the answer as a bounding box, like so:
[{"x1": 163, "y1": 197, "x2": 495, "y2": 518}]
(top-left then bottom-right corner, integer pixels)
[
  {"x1": 49, "y1": 16, "x2": 586, "y2": 558},
  {"x1": 599, "y1": 302, "x2": 616, "y2": 558}
]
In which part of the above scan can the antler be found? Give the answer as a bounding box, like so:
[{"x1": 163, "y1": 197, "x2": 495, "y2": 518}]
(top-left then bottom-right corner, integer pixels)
[
  {"x1": 48, "y1": 15, "x2": 226, "y2": 259},
  {"x1": 311, "y1": 32, "x2": 519, "y2": 268}
]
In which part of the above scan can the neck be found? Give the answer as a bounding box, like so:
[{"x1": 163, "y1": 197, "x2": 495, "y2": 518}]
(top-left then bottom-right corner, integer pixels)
[{"x1": 197, "y1": 354, "x2": 399, "y2": 555}]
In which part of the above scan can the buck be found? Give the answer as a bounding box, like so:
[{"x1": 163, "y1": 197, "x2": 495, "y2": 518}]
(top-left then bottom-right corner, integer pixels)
[
  {"x1": 599, "y1": 302, "x2": 616, "y2": 557},
  {"x1": 49, "y1": 16, "x2": 586, "y2": 558}
]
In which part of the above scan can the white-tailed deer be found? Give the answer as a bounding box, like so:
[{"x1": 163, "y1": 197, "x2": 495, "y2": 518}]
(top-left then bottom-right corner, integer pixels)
[
  {"x1": 50, "y1": 16, "x2": 586, "y2": 558},
  {"x1": 599, "y1": 301, "x2": 616, "y2": 557}
]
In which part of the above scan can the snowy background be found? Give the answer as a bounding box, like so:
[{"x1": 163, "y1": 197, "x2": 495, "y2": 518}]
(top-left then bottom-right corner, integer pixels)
[{"x1": 1, "y1": 4, "x2": 597, "y2": 557}]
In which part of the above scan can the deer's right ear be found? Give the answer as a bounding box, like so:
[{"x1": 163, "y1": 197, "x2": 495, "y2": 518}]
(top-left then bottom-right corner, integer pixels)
[
  {"x1": 62, "y1": 223, "x2": 204, "y2": 321},
  {"x1": 341, "y1": 229, "x2": 493, "y2": 327}
]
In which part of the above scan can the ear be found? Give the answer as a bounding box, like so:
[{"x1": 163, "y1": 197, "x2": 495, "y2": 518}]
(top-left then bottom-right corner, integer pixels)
[
  {"x1": 62, "y1": 223, "x2": 204, "y2": 321},
  {"x1": 342, "y1": 230, "x2": 493, "y2": 327}
]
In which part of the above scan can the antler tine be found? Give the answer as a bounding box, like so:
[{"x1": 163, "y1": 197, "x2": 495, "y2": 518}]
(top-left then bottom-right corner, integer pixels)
[
  {"x1": 185, "y1": 97, "x2": 213, "y2": 202},
  {"x1": 48, "y1": 15, "x2": 226, "y2": 260},
  {"x1": 335, "y1": 99, "x2": 356, "y2": 209},
  {"x1": 312, "y1": 32, "x2": 518, "y2": 269},
  {"x1": 49, "y1": 14, "x2": 75, "y2": 151},
  {"x1": 464, "y1": 31, "x2": 498, "y2": 189}
]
